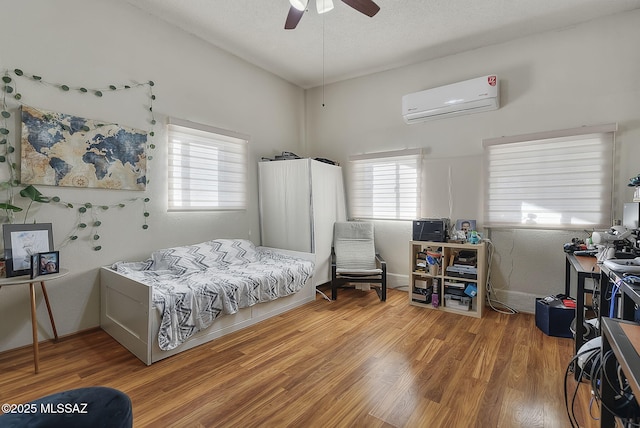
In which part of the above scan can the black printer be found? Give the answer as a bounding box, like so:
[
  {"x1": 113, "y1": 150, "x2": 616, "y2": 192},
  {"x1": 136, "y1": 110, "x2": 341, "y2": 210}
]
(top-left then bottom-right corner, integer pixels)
[{"x1": 412, "y1": 218, "x2": 449, "y2": 242}]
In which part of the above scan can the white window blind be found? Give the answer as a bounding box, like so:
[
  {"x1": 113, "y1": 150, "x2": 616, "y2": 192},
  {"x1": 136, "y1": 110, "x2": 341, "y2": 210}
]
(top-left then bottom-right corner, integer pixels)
[
  {"x1": 483, "y1": 124, "x2": 616, "y2": 229},
  {"x1": 167, "y1": 119, "x2": 248, "y2": 211},
  {"x1": 349, "y1": 149, "x2": 422, "y2": 220}
]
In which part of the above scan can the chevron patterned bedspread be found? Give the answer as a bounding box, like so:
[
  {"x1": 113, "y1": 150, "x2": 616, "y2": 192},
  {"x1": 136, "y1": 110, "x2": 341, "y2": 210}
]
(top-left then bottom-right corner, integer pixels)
[{"x1": 113, "y1": 239, "x2": 314, "y2": 351}]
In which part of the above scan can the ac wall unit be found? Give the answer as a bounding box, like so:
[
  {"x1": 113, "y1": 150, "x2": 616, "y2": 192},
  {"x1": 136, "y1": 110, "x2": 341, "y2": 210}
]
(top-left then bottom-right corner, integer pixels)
[{"x1": 402, "y1": 75, "x2": 499, "y2": 124}]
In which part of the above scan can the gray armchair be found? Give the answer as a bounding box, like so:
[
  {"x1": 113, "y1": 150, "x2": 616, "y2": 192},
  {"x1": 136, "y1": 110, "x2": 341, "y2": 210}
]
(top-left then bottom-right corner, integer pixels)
[{"x1": 331, "y1": 221, "x2": 387, "y2": 301}]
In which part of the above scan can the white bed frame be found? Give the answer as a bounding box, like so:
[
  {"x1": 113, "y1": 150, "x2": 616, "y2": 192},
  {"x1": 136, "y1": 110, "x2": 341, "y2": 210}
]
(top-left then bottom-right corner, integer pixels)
[{"x1": 100, "y1": 248, "x2": 315, "y2": 365}]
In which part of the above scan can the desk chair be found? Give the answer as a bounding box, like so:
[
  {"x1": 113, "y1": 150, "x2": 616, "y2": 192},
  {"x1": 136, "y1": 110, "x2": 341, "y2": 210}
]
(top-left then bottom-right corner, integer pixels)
[{"x1": 331, "y1": 221, "x2": 386, "y2": 301}]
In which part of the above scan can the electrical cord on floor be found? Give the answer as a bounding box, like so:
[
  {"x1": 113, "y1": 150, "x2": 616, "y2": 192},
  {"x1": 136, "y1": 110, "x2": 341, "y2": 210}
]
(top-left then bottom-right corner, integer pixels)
[
  {"x1": 588, "y1": 395, "x2": 599, "y2": 422},
  {"x1": 315, "y1": 288, "x2": 331, "y2": 302},
  {"x1": 483, "y1": 238, "x2": 518, "y2": 315},
  {"x1": 564, "y1": 347, "x2": 602, "y2": 427},
  {"x1": 562, "y1": 346, "x2": 640, "y2": 427},
  {"x1": 589, "y1": 349, "x2": 640, "y2": 426}
]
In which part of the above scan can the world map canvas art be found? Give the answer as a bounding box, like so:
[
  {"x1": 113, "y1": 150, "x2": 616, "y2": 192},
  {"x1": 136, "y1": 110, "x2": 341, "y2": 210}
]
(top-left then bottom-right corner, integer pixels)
[{"x1": 20, "y1": 105, "x2": 147, "y2": 190}]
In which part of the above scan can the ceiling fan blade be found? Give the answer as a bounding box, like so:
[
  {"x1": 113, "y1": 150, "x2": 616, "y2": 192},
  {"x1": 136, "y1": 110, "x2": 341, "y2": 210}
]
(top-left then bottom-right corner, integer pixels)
[
  {"x1": 341, "y1": 0, "x2": 380, "y2": 17},
  {"x1": 285, "y1": 6, "x2": 305, "y2": 29}
]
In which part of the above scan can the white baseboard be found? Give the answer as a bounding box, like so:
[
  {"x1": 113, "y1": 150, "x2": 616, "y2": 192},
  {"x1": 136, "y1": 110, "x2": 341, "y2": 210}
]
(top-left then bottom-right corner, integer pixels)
[
  {"x1": 487, "y1": 288, "x2": 537, "y2": 314},
  {"x1": 387, "y1": 273, "x2": 409, "y2": 290}
]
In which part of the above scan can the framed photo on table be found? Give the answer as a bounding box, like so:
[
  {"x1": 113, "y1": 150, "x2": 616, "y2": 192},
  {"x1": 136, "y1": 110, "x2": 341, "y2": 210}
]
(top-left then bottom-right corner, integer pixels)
[
  {"x1": 38, "y1": 251, "x2": 60, "y2": 275},
  {"x1": 30, "y1": 254, "x2": 40, "y2": 280},
  {"x1": 2, "y1": 223, "x2": 54, "y2": 277}
]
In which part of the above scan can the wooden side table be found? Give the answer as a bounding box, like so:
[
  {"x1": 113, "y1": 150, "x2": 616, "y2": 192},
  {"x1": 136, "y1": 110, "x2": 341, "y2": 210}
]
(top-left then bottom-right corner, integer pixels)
[{"x1": 0, "y1": 268, "x2": 69, "y2": 373}]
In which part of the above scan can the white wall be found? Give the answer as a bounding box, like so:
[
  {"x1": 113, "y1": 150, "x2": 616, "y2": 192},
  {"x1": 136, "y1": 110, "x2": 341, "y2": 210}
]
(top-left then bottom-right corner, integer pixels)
[
  {"x1": 0, "y1": 0, "x2": 305, "y2": 352},
  {"x1": 1, "y1": 3, "x2": 638, "y2": 355},
  {"x1": 305, "y1": 10, "x2": 640, "y2": 312}
]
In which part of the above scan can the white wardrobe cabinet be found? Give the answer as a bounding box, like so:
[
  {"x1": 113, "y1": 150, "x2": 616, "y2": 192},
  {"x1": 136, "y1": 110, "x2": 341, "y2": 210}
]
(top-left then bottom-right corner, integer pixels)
[{"x1": 258, "y1": 158, "x2": 347, "y2": 286}]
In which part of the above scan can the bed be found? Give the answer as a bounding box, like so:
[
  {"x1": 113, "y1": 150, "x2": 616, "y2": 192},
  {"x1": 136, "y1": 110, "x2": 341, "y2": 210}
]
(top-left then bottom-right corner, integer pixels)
[{"x1": 100, "y1": 239, "x2": 315, "y2": 365}]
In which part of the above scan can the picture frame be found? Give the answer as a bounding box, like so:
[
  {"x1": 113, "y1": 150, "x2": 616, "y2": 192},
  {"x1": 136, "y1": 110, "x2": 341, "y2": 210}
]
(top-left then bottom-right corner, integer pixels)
[
  {"x1": 38, "y1": 251, "x2": 60, "y2": 275},
  {"x1": 455, "y1": 219, "x2": 477, "y2": 236},
  {"x1": 2, "y1": 223, "x2": 54, "y2": 277},
  {"x1": 30, "y1": 254, "x2": 40, "y2": 280}
]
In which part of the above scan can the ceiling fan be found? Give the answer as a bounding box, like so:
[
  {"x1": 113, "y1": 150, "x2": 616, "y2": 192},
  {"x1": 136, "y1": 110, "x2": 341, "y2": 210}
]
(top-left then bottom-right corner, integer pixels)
[{"x1": 285, "y1": 0, "x2": 381, "y2": 30}]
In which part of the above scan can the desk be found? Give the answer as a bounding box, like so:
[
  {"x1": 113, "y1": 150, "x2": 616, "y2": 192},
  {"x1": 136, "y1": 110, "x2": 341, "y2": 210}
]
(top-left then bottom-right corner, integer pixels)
[
  {"x1": 0, "y1": 268, "x2": 69, "y2": 373},
  {"x1": 565, "y1": 254, "x2": 600, "y2": 360},
  {"x1": 600, "y1": 318, "x2": 640, "y2": 427}
]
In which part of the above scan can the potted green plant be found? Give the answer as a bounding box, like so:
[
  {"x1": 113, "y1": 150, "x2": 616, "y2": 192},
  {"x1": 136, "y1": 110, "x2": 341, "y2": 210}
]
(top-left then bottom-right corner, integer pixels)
[
  {"x1": 0, "y1": 184, "x2": 49, "y2": 224},
  {"x1": 19, "y1": 184, "x2": 50, "y2": 223}
]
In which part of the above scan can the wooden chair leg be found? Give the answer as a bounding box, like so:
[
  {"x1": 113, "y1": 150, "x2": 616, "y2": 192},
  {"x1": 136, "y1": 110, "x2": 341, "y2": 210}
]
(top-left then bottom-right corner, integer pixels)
[{"x1": 381, "y1": 275, "x2": 387, "y2": 301}]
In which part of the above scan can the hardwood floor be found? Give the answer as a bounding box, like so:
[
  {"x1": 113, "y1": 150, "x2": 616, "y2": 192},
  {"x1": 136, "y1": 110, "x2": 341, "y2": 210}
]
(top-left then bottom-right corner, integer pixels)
[{"x1": 0, "y1": 287, "x2": 597, "y2": 428}]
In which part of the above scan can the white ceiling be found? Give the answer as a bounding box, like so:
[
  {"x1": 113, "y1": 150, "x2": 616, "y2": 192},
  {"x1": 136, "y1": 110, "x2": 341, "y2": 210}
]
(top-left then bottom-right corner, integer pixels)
[{"x1": 123, "y1": 0, "x2": 640, "y2": 89}]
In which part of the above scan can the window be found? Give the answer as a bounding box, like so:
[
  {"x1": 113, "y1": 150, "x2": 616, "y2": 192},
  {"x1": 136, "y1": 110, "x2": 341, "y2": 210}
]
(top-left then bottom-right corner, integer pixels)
[
  {"x1": 349, "y1": 149, "x2": 422, "y2": 220},
  {"x1": 483, "y1": 124, "x2": 616, "y2": 229},
  {"x1": 167, "y1": 118, "x2": 248, "y2": 211}
]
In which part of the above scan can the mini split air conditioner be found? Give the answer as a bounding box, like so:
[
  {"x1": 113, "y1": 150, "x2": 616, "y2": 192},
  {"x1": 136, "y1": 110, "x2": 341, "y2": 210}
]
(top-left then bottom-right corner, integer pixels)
[{"x1": 402, "y1": 75, "x2": 499, "y2": 124}]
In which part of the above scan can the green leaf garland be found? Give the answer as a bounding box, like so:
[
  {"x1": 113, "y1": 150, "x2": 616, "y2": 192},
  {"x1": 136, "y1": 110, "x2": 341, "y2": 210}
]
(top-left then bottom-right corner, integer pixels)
[
  {"x1": 50, "y1": 196, "x2": 151, "y2": 250},
  {"x1": 0, "y1": 67, "x2": 156, "y2": 246}
]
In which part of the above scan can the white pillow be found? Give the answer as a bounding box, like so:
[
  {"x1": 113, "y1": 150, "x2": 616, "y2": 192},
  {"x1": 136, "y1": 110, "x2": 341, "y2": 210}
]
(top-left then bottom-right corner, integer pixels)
[
  {"x1": 209, "y1": 239, "x2": 258, "y2": 264},
  {"x1": 150, "y1": 242, "x2": 225, "y2": 273}
]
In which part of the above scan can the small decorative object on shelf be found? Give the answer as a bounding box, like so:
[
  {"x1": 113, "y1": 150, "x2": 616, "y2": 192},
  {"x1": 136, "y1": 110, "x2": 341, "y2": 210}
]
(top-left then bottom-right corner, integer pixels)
[
  {"x1": 409, "y1": 240, "x2": 486, "y2": 318},
  {"x1": 431, "y1": 279, "x2": 439, "y2": 308},
  {"x1": 627, "y1": 174, "x2": 640, "y2": 202}
]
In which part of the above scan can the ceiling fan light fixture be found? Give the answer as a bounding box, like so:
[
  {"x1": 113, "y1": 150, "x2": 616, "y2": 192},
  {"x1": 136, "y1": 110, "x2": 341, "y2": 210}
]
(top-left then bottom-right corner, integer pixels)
[
  {"x1": 290, "y1": 0, "x2": 308, "y2": 12},
  {"x1": 316, "y1": 0, "x2": 334, "y2": 14}
]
